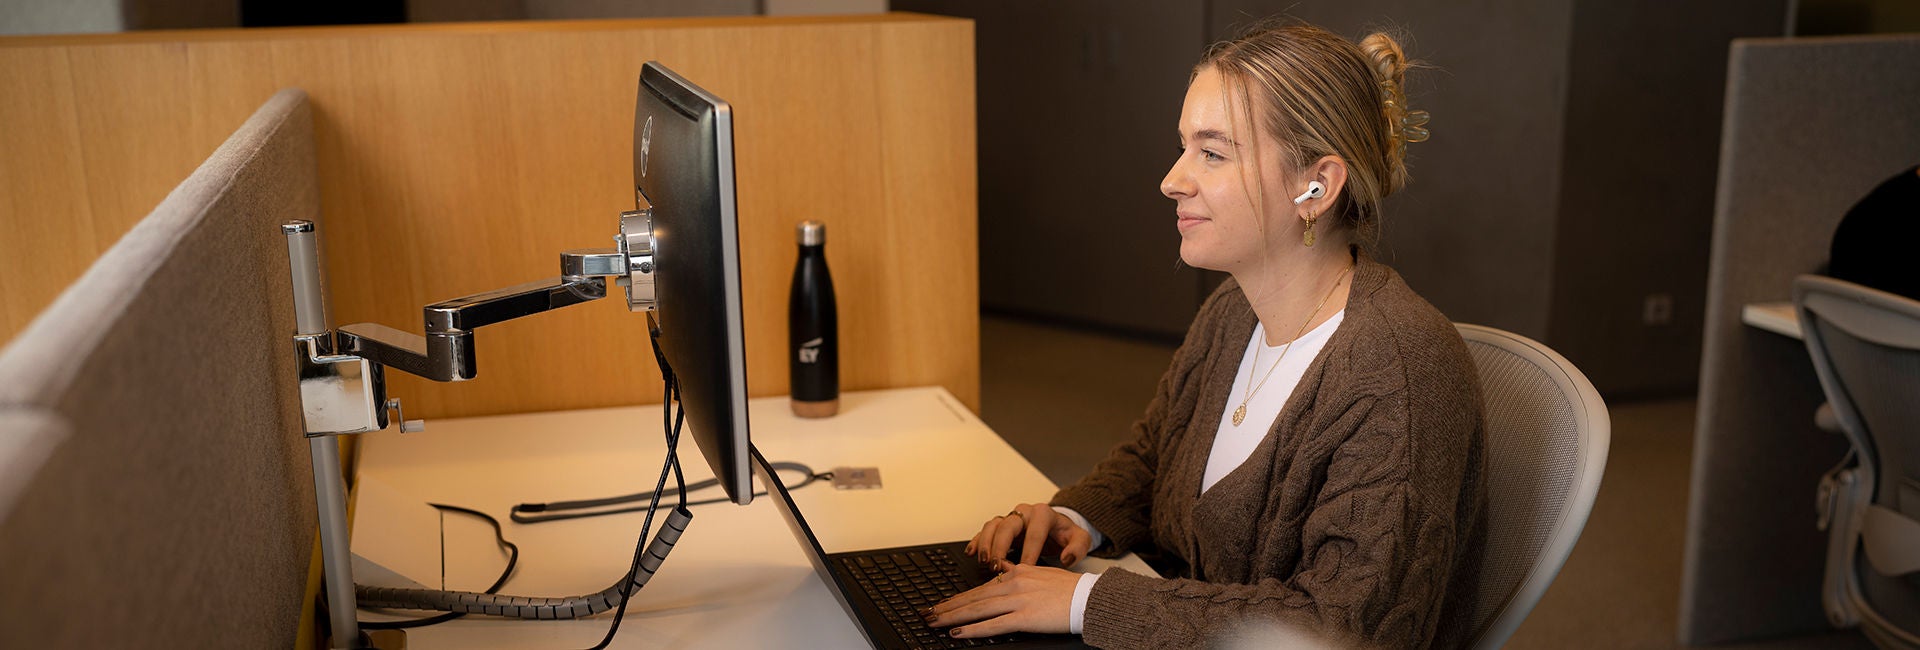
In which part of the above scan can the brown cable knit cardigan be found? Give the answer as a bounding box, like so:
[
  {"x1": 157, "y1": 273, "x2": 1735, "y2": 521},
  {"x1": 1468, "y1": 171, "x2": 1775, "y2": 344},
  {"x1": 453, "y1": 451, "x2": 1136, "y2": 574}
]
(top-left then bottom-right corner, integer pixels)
[{"x1": 1051, "y1": 253, "x2": 1487, "y2": 650}]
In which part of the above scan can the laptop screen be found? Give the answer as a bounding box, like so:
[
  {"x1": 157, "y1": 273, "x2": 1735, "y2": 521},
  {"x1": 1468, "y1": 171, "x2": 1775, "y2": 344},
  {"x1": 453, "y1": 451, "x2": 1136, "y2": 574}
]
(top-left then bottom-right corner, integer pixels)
[{"x1": 752, "y1": 447, "x2": 871, "y2": 635}]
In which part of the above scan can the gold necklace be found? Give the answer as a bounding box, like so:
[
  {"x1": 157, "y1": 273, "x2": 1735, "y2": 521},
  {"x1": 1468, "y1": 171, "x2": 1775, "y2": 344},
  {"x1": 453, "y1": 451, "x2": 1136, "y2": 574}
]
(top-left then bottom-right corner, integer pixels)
[{"x1": 1233, "y1": 265, "x2": 1350, "y2": 427}]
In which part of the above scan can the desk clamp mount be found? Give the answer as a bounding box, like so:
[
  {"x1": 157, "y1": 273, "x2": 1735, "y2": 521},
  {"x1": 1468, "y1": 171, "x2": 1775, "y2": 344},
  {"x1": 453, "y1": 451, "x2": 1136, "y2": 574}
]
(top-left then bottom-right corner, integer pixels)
[{"x1": 280, "y1": 208, "x2": 659, "y2": 649}]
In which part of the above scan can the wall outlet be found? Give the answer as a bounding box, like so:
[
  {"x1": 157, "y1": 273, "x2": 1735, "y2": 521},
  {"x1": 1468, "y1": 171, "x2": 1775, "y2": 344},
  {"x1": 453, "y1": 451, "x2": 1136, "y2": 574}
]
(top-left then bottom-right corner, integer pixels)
[{"x1": 1643, "y1": 293, "x2": 1674, "y2": 326}]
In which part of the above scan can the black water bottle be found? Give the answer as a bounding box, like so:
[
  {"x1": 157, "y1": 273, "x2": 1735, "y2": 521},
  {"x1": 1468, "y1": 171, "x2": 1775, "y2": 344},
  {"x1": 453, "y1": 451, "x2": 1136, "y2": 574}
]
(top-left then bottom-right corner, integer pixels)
[{"x1": 789, "y1": 220, "x2": 839, "y2": 417}]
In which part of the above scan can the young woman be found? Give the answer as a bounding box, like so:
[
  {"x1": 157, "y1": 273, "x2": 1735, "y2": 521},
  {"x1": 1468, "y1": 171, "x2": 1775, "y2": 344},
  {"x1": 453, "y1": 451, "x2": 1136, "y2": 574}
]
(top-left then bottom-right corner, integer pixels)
[{"x1": 927, "y1": 21, "x2": 1487, "y2": 650}]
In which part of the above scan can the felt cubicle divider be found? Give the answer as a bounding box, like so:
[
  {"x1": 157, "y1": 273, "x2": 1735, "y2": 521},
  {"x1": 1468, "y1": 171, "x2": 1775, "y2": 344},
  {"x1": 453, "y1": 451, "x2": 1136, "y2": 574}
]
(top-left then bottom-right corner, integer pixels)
[
  {"x1": 0, "y1": 408, "x2": 67, "y2": 526},
  {"x1": 1683, "y1": 33, "x2": 1920, "y2": 645},
  {"x1": 0, "y1": 14, "x2": 980, "y2": 419},
  {"x1": 0, "y1": 89, "x2": 318, "y2": 648}
]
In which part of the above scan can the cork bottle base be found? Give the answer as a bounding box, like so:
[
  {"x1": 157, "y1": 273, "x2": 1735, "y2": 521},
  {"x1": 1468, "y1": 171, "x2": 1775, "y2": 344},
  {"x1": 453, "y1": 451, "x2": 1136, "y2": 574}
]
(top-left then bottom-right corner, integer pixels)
[{"x1": 791, "y1": 398, "x2": 839, "y2": 418}]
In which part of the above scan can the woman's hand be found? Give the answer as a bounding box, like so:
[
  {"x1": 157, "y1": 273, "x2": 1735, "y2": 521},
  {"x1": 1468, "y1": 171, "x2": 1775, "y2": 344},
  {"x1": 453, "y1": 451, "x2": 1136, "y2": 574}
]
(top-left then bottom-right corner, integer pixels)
[
  {"x1": 964, "y1": 502, "x2": 1093, "y2": 567},
  {"x1": 925, "y1": 561, "x2": 1082, "y2": 638}
]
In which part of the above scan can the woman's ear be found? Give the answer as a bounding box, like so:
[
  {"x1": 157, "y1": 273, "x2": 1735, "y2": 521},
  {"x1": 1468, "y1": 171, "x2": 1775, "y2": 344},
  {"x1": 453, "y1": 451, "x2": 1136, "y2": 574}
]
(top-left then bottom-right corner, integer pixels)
[{"x1": 1305, "y1": 155, "x2": 1349, "y2": 209}]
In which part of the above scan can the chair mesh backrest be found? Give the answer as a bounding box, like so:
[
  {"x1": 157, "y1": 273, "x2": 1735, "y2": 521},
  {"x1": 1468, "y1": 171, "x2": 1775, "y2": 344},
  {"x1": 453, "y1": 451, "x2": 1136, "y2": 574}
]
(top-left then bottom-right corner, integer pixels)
[
  {"x1": 1816, "y1": 324, "x2": 1920, "y2": 513},
  {"x1": 1797, "y1": 276, "x2": 1920, "y2": 639},
  {"x1": 1799, "y1": 278, "x2": 1920, "y2": 520},
  {"x1": 1456, "y1": 324, "x2": 1607, "y2": 648}
]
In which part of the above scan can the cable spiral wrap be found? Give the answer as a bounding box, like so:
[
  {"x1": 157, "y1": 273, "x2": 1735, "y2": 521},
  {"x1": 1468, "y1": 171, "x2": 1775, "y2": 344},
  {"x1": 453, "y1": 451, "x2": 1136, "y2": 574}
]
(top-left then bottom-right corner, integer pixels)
[{"x1": 356, "y1": 505, "x2": 691, "y2": 620}]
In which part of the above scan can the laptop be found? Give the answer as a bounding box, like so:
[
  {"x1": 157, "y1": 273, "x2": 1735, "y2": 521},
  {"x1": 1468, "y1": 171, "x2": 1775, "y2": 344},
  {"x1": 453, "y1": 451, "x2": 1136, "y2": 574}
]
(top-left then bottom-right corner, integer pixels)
[{"x1": 752, "y1": 448, "x2": 1091, "y2": 650}]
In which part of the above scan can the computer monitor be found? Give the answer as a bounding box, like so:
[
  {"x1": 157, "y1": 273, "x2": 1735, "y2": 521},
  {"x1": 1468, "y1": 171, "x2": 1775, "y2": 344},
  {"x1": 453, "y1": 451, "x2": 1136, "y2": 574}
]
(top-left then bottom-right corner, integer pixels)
[{"x1": 634, "y1": 61, "x2": 753, "y2": 505}]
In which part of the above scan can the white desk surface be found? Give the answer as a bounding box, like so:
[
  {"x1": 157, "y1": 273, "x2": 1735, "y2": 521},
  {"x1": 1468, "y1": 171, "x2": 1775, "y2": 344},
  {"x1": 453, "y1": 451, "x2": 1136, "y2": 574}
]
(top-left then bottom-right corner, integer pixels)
[
  {"x1": 1741, "y1": 301, "x2": 1802, "y2": 340},
  {"x1": 353, "y1": 386, "x2": 1153, "y2": 648}
]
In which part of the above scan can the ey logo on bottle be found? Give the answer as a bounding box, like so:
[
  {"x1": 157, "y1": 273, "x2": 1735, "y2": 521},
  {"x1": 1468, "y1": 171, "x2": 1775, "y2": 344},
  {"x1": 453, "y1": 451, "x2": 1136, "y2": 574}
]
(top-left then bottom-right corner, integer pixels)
[{"x1": 798, "y1": 338, "x2": 824, "y2": 364}]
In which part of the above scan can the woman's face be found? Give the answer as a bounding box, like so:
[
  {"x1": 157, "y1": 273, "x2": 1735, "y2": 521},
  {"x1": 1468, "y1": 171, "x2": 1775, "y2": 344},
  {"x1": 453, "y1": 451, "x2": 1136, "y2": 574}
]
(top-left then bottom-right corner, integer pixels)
[{"x1": 1161, "y1": 67, "x2": 1297, "y2": 273}]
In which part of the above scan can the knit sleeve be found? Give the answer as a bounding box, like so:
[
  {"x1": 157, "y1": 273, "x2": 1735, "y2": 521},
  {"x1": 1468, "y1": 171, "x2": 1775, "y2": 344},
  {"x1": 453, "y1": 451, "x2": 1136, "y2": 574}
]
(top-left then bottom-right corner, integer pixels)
[
  {"x1": 1046, "y1": 385, "x2": 1174, "y2": 556},
  {"x1": 1078, "y1": 365, "x2": 1483, "y2": 649},
  {"x1": 1049, "y1": 283, "x2": 1234, "y2": 555}
]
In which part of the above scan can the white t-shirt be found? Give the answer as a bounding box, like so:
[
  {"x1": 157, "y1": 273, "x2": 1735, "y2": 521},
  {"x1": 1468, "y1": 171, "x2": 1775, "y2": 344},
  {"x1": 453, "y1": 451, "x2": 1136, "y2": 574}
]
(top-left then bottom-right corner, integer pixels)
[
  {"x1": 1202, "y1": 310, "x2": 1344, "y2": 493},
  {"x1": 1059, "y1": 309, "x2": 1346, "y2": 633}
]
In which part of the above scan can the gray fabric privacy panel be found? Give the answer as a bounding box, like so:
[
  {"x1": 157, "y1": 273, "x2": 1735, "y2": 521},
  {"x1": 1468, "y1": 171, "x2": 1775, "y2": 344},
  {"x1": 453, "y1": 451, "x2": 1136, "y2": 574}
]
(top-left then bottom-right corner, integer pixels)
[
  {"x1": 1684, "y1": 35, "x2": 1920, "y2": 645},
  {"x1": 0, "y1": 89, "x2": 319, "y2": 648},
  {"x1": 0, "y1": 408, "x2": 68, "y2": 527}
]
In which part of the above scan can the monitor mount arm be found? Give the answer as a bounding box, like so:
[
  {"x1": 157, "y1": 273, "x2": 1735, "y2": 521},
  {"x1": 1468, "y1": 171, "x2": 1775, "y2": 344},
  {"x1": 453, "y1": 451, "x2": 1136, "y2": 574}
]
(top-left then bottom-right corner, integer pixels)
[
  {"x1": 281, "y1": 208, "x2": 657, "y2": 649},
  {"x1": 334, "y1": 209, "x2": 657, "y2": 385},
  {"x1": 287, "y1": 209, "x2": 656, "y2": 434}
]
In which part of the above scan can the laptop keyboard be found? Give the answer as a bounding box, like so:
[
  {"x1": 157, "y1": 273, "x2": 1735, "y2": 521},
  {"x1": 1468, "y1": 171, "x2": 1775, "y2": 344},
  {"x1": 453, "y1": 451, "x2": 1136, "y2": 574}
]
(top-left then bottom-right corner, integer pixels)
[{"x1": 838, "y1": 547, "x2": 1016, "y2": 649}]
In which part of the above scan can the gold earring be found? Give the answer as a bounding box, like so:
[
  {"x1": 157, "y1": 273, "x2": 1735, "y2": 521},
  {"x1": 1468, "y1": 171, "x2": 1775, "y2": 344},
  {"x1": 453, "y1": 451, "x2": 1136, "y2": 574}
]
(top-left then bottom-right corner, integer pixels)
[{"x1": 1302, "y1": 211, "x2": 1317, "y2": 247}]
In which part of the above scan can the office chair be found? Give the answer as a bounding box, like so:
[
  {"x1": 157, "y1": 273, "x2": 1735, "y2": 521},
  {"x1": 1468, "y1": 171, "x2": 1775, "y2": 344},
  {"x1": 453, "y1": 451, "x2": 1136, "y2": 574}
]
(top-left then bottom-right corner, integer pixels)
[
  {"x1": 1454, "y1": 324, "x2": 1611, "y2": 650},
  {"x1": 1796, "y1": 275, "x2": 1920, "y2": 649}
]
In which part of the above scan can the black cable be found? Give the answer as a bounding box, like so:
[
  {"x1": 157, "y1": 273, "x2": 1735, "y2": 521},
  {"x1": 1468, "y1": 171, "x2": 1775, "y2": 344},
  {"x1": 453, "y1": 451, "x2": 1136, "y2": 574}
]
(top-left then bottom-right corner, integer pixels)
[
  {"x1": 670, "y1": 405, "x2": 687, "y2": 507},
  {"x1": 584, "y1": 316, "x2": 685, "y2": 650},
  {"x1": 351, "y1": 316, "x2": 709, "y2": 644},
  {"x1": 511, "y1": 325, "x2": 834, "y2": 525},
  {"x1": 358, "y1": 504, "x2": 519, "y2": 630},
  {"x1": 509, "y1": 464, "x2": 830, "y2": 523},
  {"x1": 345, "y1": 316, "x2": 702, "y2": 644}
]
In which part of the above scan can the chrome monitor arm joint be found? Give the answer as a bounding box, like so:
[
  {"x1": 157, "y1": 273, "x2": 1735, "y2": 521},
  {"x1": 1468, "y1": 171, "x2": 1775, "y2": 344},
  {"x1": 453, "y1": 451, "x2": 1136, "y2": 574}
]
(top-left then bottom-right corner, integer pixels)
[
  {"x1": 280, "y1": 208, "x2": 653, "y2": 650},
  {"x1": 282, "y1": 208, "x2": 655, "y2": 437}
]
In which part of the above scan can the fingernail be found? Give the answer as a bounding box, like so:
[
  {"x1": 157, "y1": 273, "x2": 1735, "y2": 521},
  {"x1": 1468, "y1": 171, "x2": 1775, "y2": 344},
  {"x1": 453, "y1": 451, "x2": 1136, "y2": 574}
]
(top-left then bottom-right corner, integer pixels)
[{"x1": 950, "y1": 627, "x2": 965, "y2": 638}]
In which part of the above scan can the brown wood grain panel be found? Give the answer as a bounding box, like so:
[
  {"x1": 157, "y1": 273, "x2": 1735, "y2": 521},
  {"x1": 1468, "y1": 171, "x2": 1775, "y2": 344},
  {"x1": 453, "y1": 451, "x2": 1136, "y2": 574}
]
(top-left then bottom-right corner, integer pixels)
[
  {"x1": 270, "y1": 31, "x2": 612, "y2": 416},
  {"x1": 406, "y1": 29, "x2": 669, "y2": 417},
  {"x1": 185, "y1": 41, "x2": 282, "y2": 157},
  {"x1": 654, "y1": 22, "x2": 895, "y2": 406},
  {"x1": 64, "y1": 44, "x2": 206, "y2": 251},
  {"x1": 0, "y1": 15, "x2": 979, "y2": 417},
  {"x1": 0, "y1": 47, "x2": 96, "y2": 339},
  {"x1": 872, "y1": 19, "x2": 980, "y2": 408},
  {"x1": 0, "y1": 14, "x2": 937, "y2": 49}
]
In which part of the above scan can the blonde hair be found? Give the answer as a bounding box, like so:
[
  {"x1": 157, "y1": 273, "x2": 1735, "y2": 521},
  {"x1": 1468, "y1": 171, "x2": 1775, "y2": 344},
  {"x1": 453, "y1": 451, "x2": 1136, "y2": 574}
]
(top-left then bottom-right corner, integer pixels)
[{"x1": 1198, "y1": 20, "x2": 1421, "y2": 249}]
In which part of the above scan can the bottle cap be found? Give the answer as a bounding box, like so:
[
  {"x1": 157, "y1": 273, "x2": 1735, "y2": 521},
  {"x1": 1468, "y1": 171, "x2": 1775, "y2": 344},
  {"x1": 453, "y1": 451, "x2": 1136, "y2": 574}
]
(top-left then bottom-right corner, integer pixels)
[{"x1": 797, "y1": 220, "x2": 826, "y2": 247}]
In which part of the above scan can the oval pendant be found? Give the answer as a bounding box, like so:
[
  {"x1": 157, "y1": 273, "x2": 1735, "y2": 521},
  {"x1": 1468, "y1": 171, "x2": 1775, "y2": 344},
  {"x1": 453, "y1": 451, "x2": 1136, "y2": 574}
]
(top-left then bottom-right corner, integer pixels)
[{"x1": 1232, "y1": 404, "x2": 1246, "y2": 426}]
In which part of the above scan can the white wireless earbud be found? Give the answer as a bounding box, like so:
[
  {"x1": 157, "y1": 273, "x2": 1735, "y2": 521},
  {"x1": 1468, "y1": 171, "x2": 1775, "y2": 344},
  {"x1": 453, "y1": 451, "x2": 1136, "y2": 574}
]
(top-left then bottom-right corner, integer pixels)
[{"x1": 1292, "y1": 181, "x2": 1327, "y2": 205}]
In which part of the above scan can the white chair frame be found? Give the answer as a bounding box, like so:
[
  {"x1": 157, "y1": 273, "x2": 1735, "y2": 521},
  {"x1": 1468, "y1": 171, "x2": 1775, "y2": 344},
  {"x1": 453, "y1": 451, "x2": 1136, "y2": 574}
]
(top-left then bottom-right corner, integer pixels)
[
  {"x1": 1795, "y1": 274, "x2": 1920, "y2": 650},
  {"x1": 1456, "y1": 324, "x2": 1611, "y2": 650}
]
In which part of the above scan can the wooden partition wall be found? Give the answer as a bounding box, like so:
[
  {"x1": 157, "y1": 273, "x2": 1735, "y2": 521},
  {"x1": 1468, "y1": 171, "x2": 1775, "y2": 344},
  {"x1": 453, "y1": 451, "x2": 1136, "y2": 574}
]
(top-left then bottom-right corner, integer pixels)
[{"x1": 0, "y1": 13, "x2": 978, "y2": 417}]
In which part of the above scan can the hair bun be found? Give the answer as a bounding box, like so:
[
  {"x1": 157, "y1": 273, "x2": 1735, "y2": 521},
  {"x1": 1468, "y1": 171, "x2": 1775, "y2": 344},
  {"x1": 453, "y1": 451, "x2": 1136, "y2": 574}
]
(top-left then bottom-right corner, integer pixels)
[
  {"x1": 1359, "y1": 32, "x2": 1408, "y2": 90},
  {"x1": 1359, "y1": 31, "x2": 1424, "y2": 194}
]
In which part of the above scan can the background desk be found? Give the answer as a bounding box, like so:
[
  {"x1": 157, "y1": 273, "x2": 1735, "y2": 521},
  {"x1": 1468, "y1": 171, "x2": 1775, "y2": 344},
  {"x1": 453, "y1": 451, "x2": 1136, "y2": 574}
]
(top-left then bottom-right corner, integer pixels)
[
  {"x1": 1683, "y1": 34, "x2": 1920, "y2": 643},
  {"x1": 1741, "y1": 301, "x2": 1801, "y2": 340},
  {"x1": 354, "y1": 387, "x2": 1154, "y2": 648}
]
